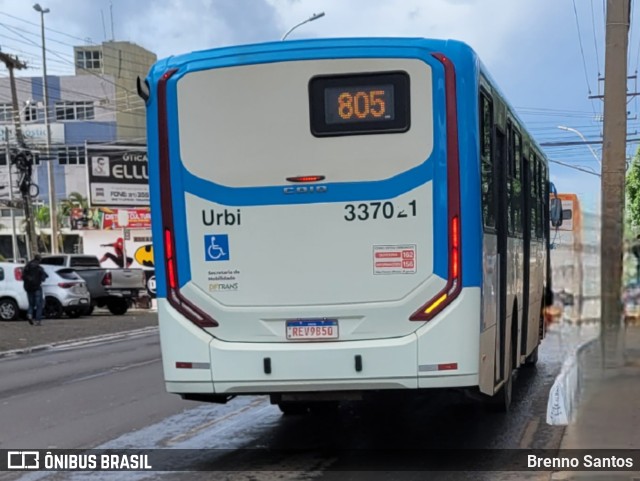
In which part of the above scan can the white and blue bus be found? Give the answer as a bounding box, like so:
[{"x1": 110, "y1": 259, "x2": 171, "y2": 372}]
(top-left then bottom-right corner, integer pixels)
[{"x1": 142, "y1": 38, "x2": 556, "y2": 413}]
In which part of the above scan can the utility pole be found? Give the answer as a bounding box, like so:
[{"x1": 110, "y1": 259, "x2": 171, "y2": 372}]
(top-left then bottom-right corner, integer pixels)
[
  {"x1": 601, "y1": 0, "x2": 631, "y2": 368},
  {"x1": 34, "y1": 3, "x2": 59, "y2": 254},
  {"x1": 0, "y1": 52, "x2": 38, "y2": 258},
  {"x1": 4, "y1": 132, "x2": 19, "y2": 260},
  {"x1": 0, "y1": 53, "x2": 27, "y2": 146}
]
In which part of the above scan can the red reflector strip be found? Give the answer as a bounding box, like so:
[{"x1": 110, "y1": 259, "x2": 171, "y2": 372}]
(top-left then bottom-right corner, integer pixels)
[
  {"x1": 452, "y1": 216, "x2": 459, "y2": 248},
  {"x1": 452, "y1": 247, "x2": 459, "y2": 279},
  {"x1": 286, "y1": 175, "x2": 325, "y2": 183},
  {"x1": 175, "y1": 361, "x2": 211, "y2": 369},
  {"x1": 438, "y1": 363, "x2": 458, "y2": 371},
  {"x1": 167, "y1": 261, "x2": 177, "y2": 290}
]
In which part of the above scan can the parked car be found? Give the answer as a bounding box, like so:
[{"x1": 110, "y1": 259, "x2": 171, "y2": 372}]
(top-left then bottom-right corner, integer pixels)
[
  {"x1": 40, "y1": 254, "x2": 146, "y2": 316},
  {"x1": 0, "y1": 261, "x2": 28, "y2": 321},
  {"x1": 40, "y1": 265, "x2": 91, "y2": 319}
]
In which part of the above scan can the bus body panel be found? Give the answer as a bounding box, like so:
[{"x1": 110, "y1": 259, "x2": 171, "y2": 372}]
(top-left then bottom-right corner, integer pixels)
[{"x1": 167, "y1": 55, "x2": 450, "y2": 342}]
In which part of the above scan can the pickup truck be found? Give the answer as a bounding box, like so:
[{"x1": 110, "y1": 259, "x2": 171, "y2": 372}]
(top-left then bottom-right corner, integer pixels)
[{"x1": 40, "y1": 254, "x2": 146, "y2": 316}]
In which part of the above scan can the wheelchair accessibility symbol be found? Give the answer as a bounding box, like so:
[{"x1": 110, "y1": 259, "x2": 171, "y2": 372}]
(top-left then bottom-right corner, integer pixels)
[{"x1": 204, "y1": 234, "x2": 230, "y2": 261}]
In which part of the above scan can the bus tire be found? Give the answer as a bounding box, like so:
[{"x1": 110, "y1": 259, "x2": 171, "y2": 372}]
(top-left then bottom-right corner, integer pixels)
[
  {"x1": 310, "y1": 401, "x2": 340, "y2": 415},
  {"x1": 277, "y1": 402, "x2": 309, "y2": 415},
  {"x1": 488, "y1": 305, "x2": 517, "y2": 412},
  {"x1": 488, "y1": 362, "x2": 513, "y2": 413},
  {"x1": 524, "y1": 346, "x2": 539, "y2": 367}
]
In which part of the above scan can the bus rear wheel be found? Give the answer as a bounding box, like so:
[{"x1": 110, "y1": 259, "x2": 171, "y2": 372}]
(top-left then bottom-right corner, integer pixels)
[
  {"x1": 524, "y1": 346, "x2": 539, "y2": 367},
  {"x1": 488, "y1": 371, "x2": 513, "y2": 412},
  {"x1": 277, "y1": 402, "x2": 309, "y2": 415}
]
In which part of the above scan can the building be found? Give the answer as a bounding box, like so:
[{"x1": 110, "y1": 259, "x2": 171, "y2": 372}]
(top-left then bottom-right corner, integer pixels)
[{"x1": 0, "y1": 40, "x2": 156, "y2": 260}]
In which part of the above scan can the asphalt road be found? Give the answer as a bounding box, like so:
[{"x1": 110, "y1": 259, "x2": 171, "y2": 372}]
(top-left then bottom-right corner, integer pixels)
[
  {"x1": 0, "y1": 311, "x2": 158, "y2": 354},
  {"x1": 0, "y1": 324, "x2": 594, "y2": 481}
]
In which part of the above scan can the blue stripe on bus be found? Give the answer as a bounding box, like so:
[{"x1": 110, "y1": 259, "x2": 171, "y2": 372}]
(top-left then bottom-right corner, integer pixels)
[
  {"x1": 179, "y1": 162, "x2": 434, "y2": 206},
  {"x1": 148, "y1": 38, "x2": 485, "y2": 296}
]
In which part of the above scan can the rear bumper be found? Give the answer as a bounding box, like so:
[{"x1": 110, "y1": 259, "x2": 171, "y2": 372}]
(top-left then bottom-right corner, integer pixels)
[{"x1": 158, "y1": 288, "x2": 481, "y2": 395}]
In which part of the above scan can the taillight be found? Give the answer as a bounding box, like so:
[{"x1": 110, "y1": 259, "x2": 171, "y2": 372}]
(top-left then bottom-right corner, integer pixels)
[
  {"x1": 58, "y1": 282, "x2": 74, "y2": 289},
  {"x1": 286, "y1": 175, "x2": 326, "y2": 183},
  {"x1": 410, "y1": 53, "x2": 462, "y2": 322},
  {"x1": 158, "y1": 68, "x2": 217, "y2": 328},
  {"x1": 164, "y1": 229, "x2": 177, "y2": 290},
  {"x1": 102, "y1": 272, "x2": 112, "y2": 286},
  {"x1": 14, "y1": 267, "x2": 22, "y2": 281}
]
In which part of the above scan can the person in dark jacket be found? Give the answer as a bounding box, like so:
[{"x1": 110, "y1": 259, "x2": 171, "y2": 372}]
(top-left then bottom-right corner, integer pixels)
[{"x1": 22, "y1": 254, "x2": 48, "y2": 325}]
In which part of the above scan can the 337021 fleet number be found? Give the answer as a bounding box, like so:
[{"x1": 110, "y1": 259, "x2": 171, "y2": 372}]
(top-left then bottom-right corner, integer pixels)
[{"x1": 344, "y1": 200, "x2": 417, "y2": 221}]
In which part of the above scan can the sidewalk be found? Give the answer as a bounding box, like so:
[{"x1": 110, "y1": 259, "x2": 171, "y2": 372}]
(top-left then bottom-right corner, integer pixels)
[
  {"x1": 0, "y1": 309, "x2": 158, "y2": 354},
  {"x1": 553, "y1": 323, "x2": 640, "y2": 480}
]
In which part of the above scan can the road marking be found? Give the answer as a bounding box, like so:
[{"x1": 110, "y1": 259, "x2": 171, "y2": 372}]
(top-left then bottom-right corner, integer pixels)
[
  {"x1": 519, "y1": 417, "x2": 540, "y2": 448},
  {"x1": 165, "y1": 397, "x2": 268, "y2": 446},
  {"x1": 63, "y1": 358, "x2": 161, "y2": 385}
]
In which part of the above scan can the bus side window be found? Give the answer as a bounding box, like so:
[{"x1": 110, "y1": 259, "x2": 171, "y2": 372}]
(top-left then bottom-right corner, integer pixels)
[
  {"x1": 530, "y1": 153, "x2": 537, "y2": 238},
  {"x1": 513, "y1": 128, "x2": 523, "y2": 236},
  {"x1": 480, "y1": 92, "x2": 495, "y2": 230},
  {"x1": 535, "y1": 156, "x2": 544, "y2": 239},
  {"x1": 540, "y1": 162, "x2": 548, "y2": 238},
  {"x1": 506, "y1": 121, "x2": 514, "y2": 236}
]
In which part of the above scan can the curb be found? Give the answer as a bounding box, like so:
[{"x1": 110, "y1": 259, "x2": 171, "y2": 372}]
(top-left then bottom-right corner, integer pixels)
[
  {"x1": 546, "y1": 325, "x2": 600, "y2": 425},
  {"x1": 0, "y1": 326, "x2": 159, "y2": 359}
]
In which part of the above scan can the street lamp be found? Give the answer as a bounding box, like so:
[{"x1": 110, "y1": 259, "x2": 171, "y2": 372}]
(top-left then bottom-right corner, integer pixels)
[
  {"x1": 33, "y1": 2, "x2": 59, "y2": 254},
  {"x1": 281, "y1": 12, "x2": 325, "y2": 41},
  {"x1": 557, "y1": 125, "x2": 601, "y2": 166}
]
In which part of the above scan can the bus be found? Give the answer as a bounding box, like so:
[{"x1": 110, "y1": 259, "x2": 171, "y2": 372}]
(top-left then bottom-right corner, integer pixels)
[
  {"x1": 548, "y1": 193, "x2": 584, "y2": 323},
  {"x1": 141, "y1": 38, "x2": 557, "y2": 413}
]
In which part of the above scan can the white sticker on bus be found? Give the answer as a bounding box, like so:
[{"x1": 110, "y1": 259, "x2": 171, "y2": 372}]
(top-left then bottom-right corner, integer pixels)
[{"x1": 373, "y1": 245, "x2": 417, "y2": 275}]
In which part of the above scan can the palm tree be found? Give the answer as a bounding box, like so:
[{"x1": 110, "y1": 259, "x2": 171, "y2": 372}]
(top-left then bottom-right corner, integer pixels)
[{"x1": 59, "y1": 192, "x2": 89, "y2": 217}]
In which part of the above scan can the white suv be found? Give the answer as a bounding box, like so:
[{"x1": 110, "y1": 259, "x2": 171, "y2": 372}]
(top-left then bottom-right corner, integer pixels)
[{"x1": 0, "y1": 262, "x2": 29, "y2": 321}]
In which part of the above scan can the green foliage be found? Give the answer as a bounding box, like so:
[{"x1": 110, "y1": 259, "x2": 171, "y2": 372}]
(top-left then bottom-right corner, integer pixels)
[
  {"x1": 59, "y1": 192, "x2": 89, "y2": 217},
  {"x1": 626, "y1": 147, "x2": 640, "y2": 227}
]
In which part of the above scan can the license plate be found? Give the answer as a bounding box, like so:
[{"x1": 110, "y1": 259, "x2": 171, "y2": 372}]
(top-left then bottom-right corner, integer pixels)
[
  {"x1": 121, "y1": 290, "x2": 131, "y2": 295},
  {"x1": 286, "y1": 319, "x2": 338, "y2": 340},
  {"x1": 80, "y1": 299, "x2": 89, "y2": 304}
]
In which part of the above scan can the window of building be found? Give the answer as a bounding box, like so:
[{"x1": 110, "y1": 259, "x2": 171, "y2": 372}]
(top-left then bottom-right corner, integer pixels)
[
  {"x1": 58, "y1": 146, "x2": 86, "y2": 165},
  {"x1": 76, "y1": 49, "x2": 102, "y2": 70},
  {"x1": 55, "y1": 101, "x2": 95, "y2": 121},
  {"x1": 0, "y1": 103, "x2": 13, "y2": 122},
  {"x1": 480, "y1": 92, "x2": 495, "y2": 230},
  {"x1": 23, "y1": 104, "x2": 38, "y2": 122},
  {"x1": 1, "y1": 208, "x2": 24, "y2": 217}
]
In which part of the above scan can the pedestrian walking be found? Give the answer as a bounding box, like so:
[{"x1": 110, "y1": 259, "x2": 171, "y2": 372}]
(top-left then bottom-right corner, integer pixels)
[{"x1": 22, "y1": 254, "x2": 48, "y2": 326}]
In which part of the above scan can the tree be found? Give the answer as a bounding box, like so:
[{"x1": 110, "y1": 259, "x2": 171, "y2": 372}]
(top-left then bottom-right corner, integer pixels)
[
  {"x1": 626, "y1": 146, "x2": 640, "y2": 227},
  {"x1": 59, "y1": 191, "x2": 88, "y2": 217}
]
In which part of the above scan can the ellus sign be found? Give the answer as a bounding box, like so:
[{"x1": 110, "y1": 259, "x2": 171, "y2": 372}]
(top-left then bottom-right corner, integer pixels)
[{"x1": 87, "y1": 144, "x2": 149, "y2": 207}]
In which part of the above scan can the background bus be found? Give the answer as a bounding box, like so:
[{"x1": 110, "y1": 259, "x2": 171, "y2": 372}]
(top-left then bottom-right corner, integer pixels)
[{"x1": 142, "y1": 38, "x2": 555, "y2": 413}]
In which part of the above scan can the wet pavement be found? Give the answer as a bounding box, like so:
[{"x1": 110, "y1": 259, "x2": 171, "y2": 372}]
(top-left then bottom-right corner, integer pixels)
[
  {"x1": 0, "y1": 322, "x2": 597, "y2": 481},
  {"x1": 0, "y1": 310, "x2": 157, "y2": 353}
]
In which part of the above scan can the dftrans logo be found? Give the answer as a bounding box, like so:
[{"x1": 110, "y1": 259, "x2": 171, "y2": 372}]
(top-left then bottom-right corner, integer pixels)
[
  {"x1": 7, "y1": 451, "x2": 39, "y2": 470},
  {"x1": 204, "y1": 234, "x2": 230, "y2": 262}
]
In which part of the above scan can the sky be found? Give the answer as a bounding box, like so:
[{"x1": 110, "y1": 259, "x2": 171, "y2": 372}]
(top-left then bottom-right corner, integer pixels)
[{"x1": 1, "y1": 0, "x2": 639, "y2": 215}]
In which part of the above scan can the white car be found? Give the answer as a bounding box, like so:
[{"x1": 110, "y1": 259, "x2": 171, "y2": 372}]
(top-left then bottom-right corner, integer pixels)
[
  {"x1": 0, "y1": 261, "x2": 29, "y2": 321},
  {"x1": 40, "y1": 265, "x2": 91, "y2": 318}
]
